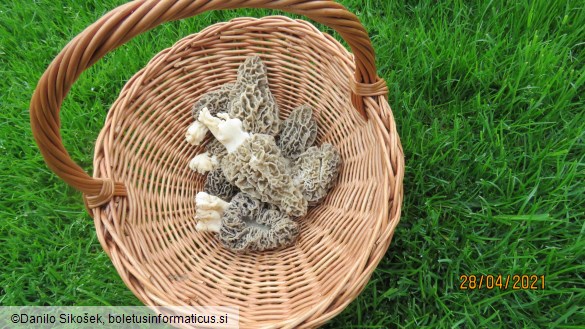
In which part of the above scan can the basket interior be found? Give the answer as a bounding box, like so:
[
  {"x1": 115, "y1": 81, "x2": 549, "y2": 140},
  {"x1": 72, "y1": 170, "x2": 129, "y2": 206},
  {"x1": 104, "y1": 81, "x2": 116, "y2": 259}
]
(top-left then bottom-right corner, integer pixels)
[{"x1": 93, "y1": 17, "x2": 391, "y2": 327}]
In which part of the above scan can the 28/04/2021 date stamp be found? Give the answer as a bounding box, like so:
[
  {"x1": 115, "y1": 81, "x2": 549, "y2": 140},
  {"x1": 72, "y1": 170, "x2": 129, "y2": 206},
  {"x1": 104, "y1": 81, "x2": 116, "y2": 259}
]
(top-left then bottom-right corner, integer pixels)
[{"x1": 459, "y1": 274, "x2": 545, "y2": 290}]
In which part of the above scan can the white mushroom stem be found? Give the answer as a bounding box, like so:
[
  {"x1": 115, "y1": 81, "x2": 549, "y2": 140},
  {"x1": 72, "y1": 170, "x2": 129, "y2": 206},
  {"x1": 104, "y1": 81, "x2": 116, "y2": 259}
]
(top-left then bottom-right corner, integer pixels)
[
  {"x1": 195, "y1": 192, "x2": 230, "y2": 233},
  {"x1": 189, "y1": 152, "x2": 218, "y2": 174},
  {"x1": 198, "y1": 107, "x2": 250, "y2": 153},
  {"x1": 185, "y1": 121, "x2": 208, "y2": 146}
]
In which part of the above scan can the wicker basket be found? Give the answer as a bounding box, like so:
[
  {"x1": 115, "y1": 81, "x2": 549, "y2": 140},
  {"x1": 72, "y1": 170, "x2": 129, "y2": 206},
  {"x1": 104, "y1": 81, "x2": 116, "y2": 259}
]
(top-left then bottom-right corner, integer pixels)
[{"x1": 30, "y1": 1, "x2": 404, "y2": 328}]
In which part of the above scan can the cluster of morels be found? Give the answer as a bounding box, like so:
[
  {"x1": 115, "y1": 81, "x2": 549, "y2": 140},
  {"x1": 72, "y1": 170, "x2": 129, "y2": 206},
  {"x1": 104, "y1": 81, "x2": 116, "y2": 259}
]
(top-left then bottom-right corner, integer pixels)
[{"x1": 185, "y1": 56, "x2": 341, "y2": 252}]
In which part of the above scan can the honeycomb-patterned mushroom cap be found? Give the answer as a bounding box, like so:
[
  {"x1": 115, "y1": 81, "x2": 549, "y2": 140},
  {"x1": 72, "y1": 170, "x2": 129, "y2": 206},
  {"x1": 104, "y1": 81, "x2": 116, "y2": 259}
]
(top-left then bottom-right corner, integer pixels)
[
  {"x1": 293, "y1": 143, "x2": 341, "y2": 205},
  {"x1": 222, "y1": 134, "x2": 307, "y2": 217},
  {"x1": 277, "y1": 104, "x2": 318, "y2": 159},
  {"x1": 219, "y1": 193, "x2": 299, "y2": 252},
  {"x1": 204, "y1": 168, "x2": 239, "y2": 201},
  {"x1": 228, "y1": 56, "x2": 280, "y2": 136},
  {"x1": 191, "y1": 83, "x2": 234, "y2": 119}
]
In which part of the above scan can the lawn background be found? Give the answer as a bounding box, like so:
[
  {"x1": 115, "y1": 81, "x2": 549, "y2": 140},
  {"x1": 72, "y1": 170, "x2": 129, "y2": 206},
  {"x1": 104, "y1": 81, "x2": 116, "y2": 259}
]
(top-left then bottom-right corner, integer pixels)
[{"x1": 1, "y1": 0, "x2": 584, "y2": 327}]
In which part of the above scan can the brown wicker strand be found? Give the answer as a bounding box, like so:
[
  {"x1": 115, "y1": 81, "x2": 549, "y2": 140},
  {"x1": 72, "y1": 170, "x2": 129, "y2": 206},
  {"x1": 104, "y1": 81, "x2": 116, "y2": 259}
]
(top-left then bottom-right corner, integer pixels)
[
  {"x1": 350, "y1": 77, "x2": 389, "y2": 97},
  {"x1": 84, "y1": 178, "x2": 116, "y2": 209}
]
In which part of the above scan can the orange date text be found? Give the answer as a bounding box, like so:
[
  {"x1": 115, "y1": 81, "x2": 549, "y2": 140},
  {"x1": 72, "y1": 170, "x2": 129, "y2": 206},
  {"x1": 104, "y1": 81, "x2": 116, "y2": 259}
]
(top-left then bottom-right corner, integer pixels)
[{"x1": 459, "y1": 274, "x2": 545, "y2": 290}]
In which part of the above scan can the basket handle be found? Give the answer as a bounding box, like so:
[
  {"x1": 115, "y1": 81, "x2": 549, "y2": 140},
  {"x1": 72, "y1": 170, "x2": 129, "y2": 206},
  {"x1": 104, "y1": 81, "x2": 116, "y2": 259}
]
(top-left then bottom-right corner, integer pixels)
[{"x1": 30, "y1": 0, "x2": 388, "y2": 208}]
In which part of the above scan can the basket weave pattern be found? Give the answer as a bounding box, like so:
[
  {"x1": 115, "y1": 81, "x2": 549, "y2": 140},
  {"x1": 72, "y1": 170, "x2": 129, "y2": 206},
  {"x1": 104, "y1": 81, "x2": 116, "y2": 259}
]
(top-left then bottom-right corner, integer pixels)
[{"x1": 30, "y1": 2, "x2": 404, "y2": 328}]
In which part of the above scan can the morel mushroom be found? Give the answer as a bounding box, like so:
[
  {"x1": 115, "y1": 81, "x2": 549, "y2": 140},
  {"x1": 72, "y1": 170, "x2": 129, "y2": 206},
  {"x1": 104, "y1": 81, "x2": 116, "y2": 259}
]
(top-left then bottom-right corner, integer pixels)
[
  {"x1": 198, "y1": 107, "x2": 307, "y2": 217},
  {"x1": 185, "y1": 56, "x2": 279, "y2": 147},
  {"x1": 293, "y1": 143, "x2": 341, "y2": 205},
  {"x1": 186, "y1": 83, "x2": 235, "y2": 146},
  {"x1": 220, "y1": 193, "x2": 299, "y2": 252},
  {"x1": 195, "y1": 192, "x2": 299, "y2": 252},
  {"x1": 277, "y1": 105, "x2": 318, "y2": 159},
  {"x1": 192, "y1": 83, "x2": 235, "y2": 119},
  {"x1": 228, "y1": 56, "x2": 281, "y2": 136}
]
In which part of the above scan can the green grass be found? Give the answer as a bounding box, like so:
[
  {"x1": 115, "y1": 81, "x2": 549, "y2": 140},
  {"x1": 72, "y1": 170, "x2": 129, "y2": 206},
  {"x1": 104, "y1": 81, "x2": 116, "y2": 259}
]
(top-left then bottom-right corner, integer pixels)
[{"x1": 1, "y1": 0, "x2": 584, "y2": 327}]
